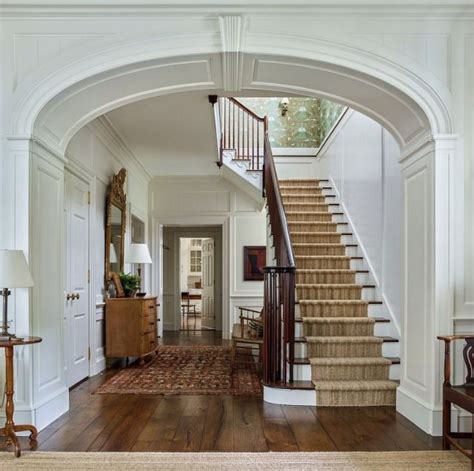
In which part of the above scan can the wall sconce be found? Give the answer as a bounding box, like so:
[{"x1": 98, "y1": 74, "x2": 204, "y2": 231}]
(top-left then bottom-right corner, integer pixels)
[{"x1": 279, "y1": 97, "x2": 289, "y2": 116}]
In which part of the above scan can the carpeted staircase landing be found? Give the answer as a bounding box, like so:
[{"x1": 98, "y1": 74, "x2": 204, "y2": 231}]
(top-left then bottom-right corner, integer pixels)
[{"x1": 280, "y1": 179, "x2": 398, "y2": 407}]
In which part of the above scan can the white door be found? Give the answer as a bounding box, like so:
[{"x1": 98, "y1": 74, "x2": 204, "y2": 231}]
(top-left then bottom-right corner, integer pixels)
[
  {"x1": 64, "y1": 171, "x2": 90, "y2": 387},
  {"x1": 201, "y1": 238, "x2": 215, "y2": 330}
]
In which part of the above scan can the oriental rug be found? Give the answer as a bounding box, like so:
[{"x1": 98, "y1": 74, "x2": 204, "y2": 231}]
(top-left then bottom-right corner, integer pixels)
[{"x1": 95, "y1": 346, "x2": 261, "y2": 396}]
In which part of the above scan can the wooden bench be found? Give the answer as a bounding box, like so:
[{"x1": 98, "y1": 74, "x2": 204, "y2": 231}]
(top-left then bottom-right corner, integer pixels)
[
  {"x1": 438, "y1": 335, "x2": 474, "y2": 469},
  {"x1": 231, "y1": 307, "x2": 264, "y2": 372}
]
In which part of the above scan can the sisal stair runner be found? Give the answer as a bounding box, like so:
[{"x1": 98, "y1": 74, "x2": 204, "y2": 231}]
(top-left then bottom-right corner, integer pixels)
[{"x1": 281, "y1": 179, "x2": 398, "y2": 406}]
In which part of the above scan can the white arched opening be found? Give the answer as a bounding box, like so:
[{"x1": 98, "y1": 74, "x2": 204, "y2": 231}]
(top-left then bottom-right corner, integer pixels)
[{"x1": 6, "y1": 35, "x2": 456, "y2": 436}]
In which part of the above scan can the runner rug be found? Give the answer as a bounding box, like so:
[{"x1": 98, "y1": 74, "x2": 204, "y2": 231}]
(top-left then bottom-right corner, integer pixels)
[
  {"x1": 95, "y1": 346, "x2": 261, "y2": 395},
  {"x1": 0, "y1": 451, "x2": 468, "y2": 470}
]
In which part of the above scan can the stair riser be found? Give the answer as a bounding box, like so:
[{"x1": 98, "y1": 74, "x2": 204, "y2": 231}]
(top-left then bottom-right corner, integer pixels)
[
  {"x1": 315, "y1": 389, "x2": 396, "y2": 407},
  {"x1": 297, "y1": 286, "x2": 362, "y2": 300},
  {"x1": 296, "y1": 272, "x2": 356, "y2": 284},
  {"x1": 282, "y1": 195, "x2": 327, "y2": 203},
  {"x1": 279, "y1": 187, "x2": 324, "y2": 195},
  {"x1": 311, "y1": 364, "x2": 390, "y2": 381},
  {"x1": 294, "y1": 245, "x2": 346, "y2": 256},
  {"x1": 294, "y1": 320, "x2": 390, "y2": 337},
  {"x1": 291, "y1": 233, "x2": 342, "y2": 244},
  {"x1": 307, "y1": 342, "x2": 382, "y2": 358},
  {"x1": 295, "y1": 258, "x2": 350, "y2": 270},
  {"x1": 302, "y1": 322, "x2": 374, "y2": 337},
  {"x1": 289, "y1": 223, "x2": 355, "y2": 233},
  {"x1": 279, "y1": 180, "x2": 323, "y2": 186},
  {"x1": 297, "y1": 286, "x2": 377, "y2": 302},
  {"x1": 284, "y1": 204, "x2": 331, "y2": 212},
  {"x1": 295, "y1": 341, "x2": 397, "y2": 359},
  {"x1": 287, "y1": 213, "x2": 334, "y2": 222},
  {"x1": 290, "y1": 233, "x2": 354, "y2": 245},
  {"x1": 299, "y1": 303, "x2": 368, "y2": 317},
  {"x1": 291, "y1": 362, "x2": 400, "y2": 381}
]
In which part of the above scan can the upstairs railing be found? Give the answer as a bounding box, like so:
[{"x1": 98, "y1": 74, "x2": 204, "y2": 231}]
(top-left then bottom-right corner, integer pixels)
[
  {"x1": 217, "y1": 97, "x2": 267, "y2": 174},
  {"x1": 263, "y1": 133, "x2": 296, "y2": 386}
]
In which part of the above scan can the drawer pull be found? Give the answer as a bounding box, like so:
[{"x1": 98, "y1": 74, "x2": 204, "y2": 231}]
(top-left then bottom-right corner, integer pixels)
[{"x1": 149, "y1": 322, "x2": 155, "y2": 326}]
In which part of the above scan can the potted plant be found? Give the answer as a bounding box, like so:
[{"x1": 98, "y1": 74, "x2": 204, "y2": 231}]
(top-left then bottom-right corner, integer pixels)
[{"x1": 119, "y1": 272, "x2": 141, "y2": 297}]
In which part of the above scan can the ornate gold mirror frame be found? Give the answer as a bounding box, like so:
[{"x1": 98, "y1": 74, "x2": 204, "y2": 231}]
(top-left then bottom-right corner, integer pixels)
[{"x1": 105, "y1": 168, "x2": 127, "y2": 287}]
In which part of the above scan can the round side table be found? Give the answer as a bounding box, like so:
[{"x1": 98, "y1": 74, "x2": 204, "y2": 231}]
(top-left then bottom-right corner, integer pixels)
[{"x1": 0, "y1": 336, "x2": 42, "y2": 457}]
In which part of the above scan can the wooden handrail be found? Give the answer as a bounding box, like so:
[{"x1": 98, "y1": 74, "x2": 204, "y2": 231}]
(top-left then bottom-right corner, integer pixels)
[
  {"x1": 228, "y1": 97, "x2": 266, "y2": 122},
  {"x1": 263, "y1": 130, "x2": 296, "y2": 386},
  {"x1": 263, "y1": 133, "x2": 295, "y2": 268}
]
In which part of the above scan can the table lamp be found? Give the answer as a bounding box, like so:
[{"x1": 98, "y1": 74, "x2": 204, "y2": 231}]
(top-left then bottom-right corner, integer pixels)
[
  {"x1": 125, "y1": 243, "x2": 152, "y2": 293},
  {"x1": 0, "y1": 250, "x2": 34, "y2": 341}
]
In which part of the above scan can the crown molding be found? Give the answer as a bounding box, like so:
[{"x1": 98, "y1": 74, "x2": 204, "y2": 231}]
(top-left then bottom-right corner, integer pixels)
[
  {"x1": 1, "y1": 3, "x2": 474, "y2": 19},
  {"x1": 89, "y1": 115, "x2": 152, "y2": 183}
]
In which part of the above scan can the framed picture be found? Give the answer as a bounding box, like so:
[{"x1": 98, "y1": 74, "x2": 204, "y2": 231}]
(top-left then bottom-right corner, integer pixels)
[{"x1": 243, "y1": 246, "x2": 266, "y2": 281}]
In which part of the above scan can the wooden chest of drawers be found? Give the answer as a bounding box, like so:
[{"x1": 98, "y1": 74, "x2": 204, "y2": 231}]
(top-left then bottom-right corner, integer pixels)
[{"x1": 105, "y1": 296, "x2": 158, "y2": 365}]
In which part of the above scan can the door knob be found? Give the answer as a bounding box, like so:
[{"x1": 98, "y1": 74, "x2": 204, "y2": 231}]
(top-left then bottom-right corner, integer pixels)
[
  {"x1": 66, "y1": 293, "x2": 73, "y2": 301},
  {"x1": 73, "y1": 293, "x2": 80, "y2": 300}
]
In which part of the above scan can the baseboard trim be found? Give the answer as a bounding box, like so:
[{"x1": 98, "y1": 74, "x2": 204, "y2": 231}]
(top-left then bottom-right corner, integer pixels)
[
  {"x1": 396, "y1": 386, "x2": 442, "y2": 436},
  {"x1": 90, "y1": 356, "x2": 106, "y2": 376},
  {"x1": 263, "y1": 385, "x2": 316, "y2": 406},
  {"x1": 0, "y1": 386, "x2": 69, "y2": 433}
]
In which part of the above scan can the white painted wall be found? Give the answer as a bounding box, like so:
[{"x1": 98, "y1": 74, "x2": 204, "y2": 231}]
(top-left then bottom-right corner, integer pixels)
[
  {"x1": 315, "y1": 110, "x2": 402, "y2": 331},
  {"x1": 150, "y1": 176, "x2": 266, "y2": 338},
  {"x1": 65, "y1": 117, "x2": 150, "y2": 377}
]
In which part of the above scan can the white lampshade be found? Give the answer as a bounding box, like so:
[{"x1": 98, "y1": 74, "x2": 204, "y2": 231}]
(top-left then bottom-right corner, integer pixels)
[
  {"x1": 126, "y1": 243, "x2": 152, "y2": 264},
  {"x1": 110, "y1": 243, "x2": 118, "y2": 264},
  {"x1": 0, "y1": 250, "x2": 34, "y2": 288}
]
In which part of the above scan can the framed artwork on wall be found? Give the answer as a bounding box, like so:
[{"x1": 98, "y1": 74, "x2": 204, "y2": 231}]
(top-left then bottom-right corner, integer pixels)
[{"x1": 243, "y1": 246, "x2": 266, "y2": 281}]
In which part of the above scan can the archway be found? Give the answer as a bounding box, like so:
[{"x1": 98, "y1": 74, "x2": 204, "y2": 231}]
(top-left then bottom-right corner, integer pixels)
[{"x1": 6, "y1": 37, "x2": 456, "y2": 435}]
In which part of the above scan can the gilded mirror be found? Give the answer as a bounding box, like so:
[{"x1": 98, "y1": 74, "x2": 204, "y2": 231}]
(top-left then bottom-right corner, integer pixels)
[{"x1": 105, "y1": 168, "x2": 127, "y2": 285}]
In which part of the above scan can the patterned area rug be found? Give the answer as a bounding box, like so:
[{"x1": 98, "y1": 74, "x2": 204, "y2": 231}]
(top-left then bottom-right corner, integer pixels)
[
  {"x1": 0, "y1": 451, "x2": 469, "y2": 470},
  {"x1": 95, "y1": 346, "x2": 261, "y2": 395}
]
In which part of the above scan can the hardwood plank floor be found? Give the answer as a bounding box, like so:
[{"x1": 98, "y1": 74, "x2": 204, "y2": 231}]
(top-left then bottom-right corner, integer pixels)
[{"x1": 1, "y1": 331, "x2": 442, "y2": 453}]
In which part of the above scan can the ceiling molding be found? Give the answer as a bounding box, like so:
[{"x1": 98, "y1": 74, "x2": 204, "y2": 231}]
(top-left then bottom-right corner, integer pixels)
[
  {"x1": 1, "y1": 3, "x2": 474, "y2": 19},
  {"x1": 219, "y1": 15, "x2": 246, "y2": 92}
]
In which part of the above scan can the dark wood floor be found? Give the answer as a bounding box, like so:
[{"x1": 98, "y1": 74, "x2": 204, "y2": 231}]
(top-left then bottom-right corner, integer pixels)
[{"x1": 3, "y1": 331, "x2": 442, "y2": 453}]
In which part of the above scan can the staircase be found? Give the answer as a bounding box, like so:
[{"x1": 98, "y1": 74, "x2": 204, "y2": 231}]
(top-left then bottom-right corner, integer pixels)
[
  {"x1": 280, "y1": 179, "x2": 398, "y2": 406},
  {"x1": 211, "y1": 96, "x2": 400, "y2": 407}
]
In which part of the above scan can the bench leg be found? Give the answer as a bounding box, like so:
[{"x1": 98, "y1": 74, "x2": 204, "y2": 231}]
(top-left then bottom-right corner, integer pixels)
[{"x1": 442, "y1": 398, "x2": 451, "y2": 450}]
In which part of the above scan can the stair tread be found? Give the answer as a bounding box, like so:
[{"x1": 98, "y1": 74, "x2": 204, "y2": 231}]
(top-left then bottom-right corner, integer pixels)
[
  {"x1": 305, "y1": 336, "x2": 384, "y2": 343},
  {"x1": 293, "y1": 356, "x2": 400, "y2": 365},
  {"x1": 301, "y1": 317, "x2": 375, "y2": 324},
  {"x1": 313, "y1": 380, "x2": 398, "y2": 391},
  {"x1": 309, "y1": 357, "x2": 392, "y2": 365},
  {"x1": 296, "y1": 283, "x2": 375, "y2": 288},
  {"x1": 294, "y1": 316, "x2": 390, "y2": 323},
  {"x1": 298, "y1": 300, "x2": 381, "y2": 304}
]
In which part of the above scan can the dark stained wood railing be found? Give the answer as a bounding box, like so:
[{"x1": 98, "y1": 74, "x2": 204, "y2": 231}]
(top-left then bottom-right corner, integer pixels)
[
  {"x1": 263, "y1": 133, "x2": 296, "y2": 386},
  {"x1": 218, "y1": 97, "x2": 267, "y2": 172}
]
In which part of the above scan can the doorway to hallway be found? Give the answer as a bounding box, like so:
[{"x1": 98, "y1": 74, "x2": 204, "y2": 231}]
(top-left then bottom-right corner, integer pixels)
[
  {"x1": 179, "y1": 237, "x2": 216, "y2": 332},
  {"x1": 162, "y1": 225, "x2": 223, "y2": 345}
]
